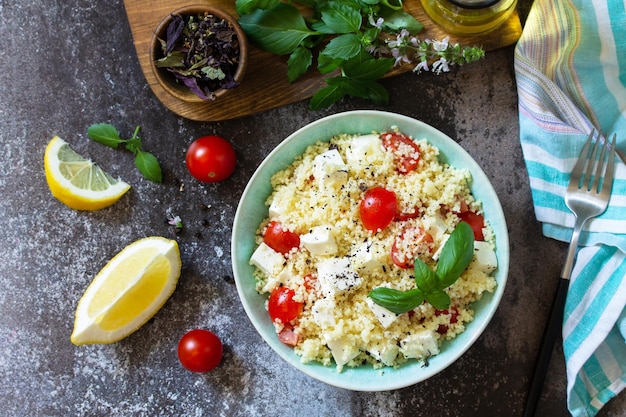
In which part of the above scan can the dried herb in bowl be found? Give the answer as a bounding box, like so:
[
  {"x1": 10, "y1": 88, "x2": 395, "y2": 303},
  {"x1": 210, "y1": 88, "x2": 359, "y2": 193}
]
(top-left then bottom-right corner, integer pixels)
[{"x1": 155, "y1": 11, "x2": 242, "y2": 101}]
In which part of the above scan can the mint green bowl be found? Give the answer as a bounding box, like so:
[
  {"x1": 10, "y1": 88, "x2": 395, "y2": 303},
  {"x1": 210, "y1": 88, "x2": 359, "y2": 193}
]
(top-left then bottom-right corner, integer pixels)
[{"x1": 231, "y1": 110, "x2": 509, "y2": 391}]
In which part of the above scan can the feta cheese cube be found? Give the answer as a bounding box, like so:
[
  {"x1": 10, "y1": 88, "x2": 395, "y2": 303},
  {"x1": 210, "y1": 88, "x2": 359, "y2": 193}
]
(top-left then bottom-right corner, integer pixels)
[
  {"x1": 249, "y1": 242, "x2": 285, "y2": 276},
  {"x1": 432, "y1": 233, "x2": 450, "y2": 261},
  {"x1": 345, "y1": 134, "x2": 384, "y2": 165},
  {"x1": 349, "y1": 242, "x2": 384, "y2": 273},
  {"x1": 471, "y1": 240, "x2": 498, "y2": 274},
  {"x1": 312, "y1": 298, "x2": 336, "y2": 329},
  {"x1": 313, "y1": 149, "x2": 348, "y2": 188},
  {"x1": 301, "y1": 226, "x2": 337, "y2": 256},
  {"x1": 324, "y1": 334, "x2": 360, "y2": 366},
  {"x1": 317, "y1": 257, "x2": 362, "y2": 297},
  {"x1": 262, "y1": 266, "x2": 294, "y2": 293},
  {"x1": 399, "y1": 330, "x2": 439, "y2": 359},
  {"x1": 366, "y1": 297, "x2": 399, "y2": 329},
  {"x1": 368, "y1": 342, "x2": 400, "y2": 366},
  {"x1": 268, "y1": 197, "x2": 288, "y2": 219},
  {"x1": 426, "y1": 215, "x2": 448, "y2": 241}
]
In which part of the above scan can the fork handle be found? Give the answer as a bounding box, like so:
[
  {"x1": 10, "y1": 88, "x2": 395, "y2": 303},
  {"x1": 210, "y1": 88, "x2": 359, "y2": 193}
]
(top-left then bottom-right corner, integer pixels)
[{"x1": 522, "y1": 277, "x2": 570, "y2": 417}]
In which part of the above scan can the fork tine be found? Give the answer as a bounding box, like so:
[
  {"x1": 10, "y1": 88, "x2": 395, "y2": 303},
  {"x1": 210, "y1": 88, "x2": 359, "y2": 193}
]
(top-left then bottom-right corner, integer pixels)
[
  {"x1": 591, "y1": 133, "x2": 607, "y2": 192},
  {"x1": 601, "y1": 133, "x2": 617, "y2": 197},
  {"x1": 568, "y1": 130, "x2": 595, "y2": 192}
]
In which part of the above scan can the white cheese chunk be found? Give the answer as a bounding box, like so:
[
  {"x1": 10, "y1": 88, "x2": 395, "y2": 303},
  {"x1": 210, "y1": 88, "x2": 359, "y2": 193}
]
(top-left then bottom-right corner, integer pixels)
[
  {"x1": 349, "y1": 241, "x2": 384, "y2": 273},
  {"x1": 345, "y1": 134, "x2": 384, "y2": 165},
  {"x1": 262, "y1": 266, "x2": 294, "y2": 293},
  {"x1": 399, "y1": 330, "x2": 439, "y2": 359},
  {"x1": 368, "y1": 342, "x2": 400, "y2": 366},
  {"x1": 268, "y1": 197, "x2": 288, "y2": 219},
  {"x1": 432, "y1": 233, "x2": 450, "y2": 261},
  {"x1": 426, "y1": 215, "x2": 448, "y2": 241},
  {"x1": 301, "y1": 226, "x2": 337, "y2": 256},
  {"x1": 366, "y1": 297, "x2": 399, "y2": 329},
  {"x1": 313, "y1": 149, "x2": 348, "y2": 188},
  {"x1": 324, "y1": 334, "x2": 360, "y2": 367},
  {"x1": 317, "y1": 257, "x2": 362, "y2": 297},
  {"x1": 249, "y1": 242, "x2": 285, "y2": 277},
  {"x1": 471, "y1": 240, "x2": 498, "y2": 274},
  {"x1": 312, "y1": 298, "x2": 336, "y2": 329}
]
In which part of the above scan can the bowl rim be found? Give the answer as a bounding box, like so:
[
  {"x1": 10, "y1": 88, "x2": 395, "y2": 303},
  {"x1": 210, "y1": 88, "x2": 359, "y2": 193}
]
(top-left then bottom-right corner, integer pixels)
[
  {"x1": 231, "y1": 110, "x2": 510, "y2": 391},
  {"x1": 149, "y1": 4, "x2": 248, "y2": 103}
]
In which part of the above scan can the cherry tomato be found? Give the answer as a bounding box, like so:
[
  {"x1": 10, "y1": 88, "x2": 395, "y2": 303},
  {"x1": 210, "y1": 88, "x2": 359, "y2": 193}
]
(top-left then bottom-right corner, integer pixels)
[
  {"x1": 360, "y1": 187, "x2": 397, "y2": 232},
  {"x1": 458, "y1": 212, "x2": 485, "y2": 241},
  {"x1": 277, "y1": 323, "x2": 300, "y2": 346},
  {"x1": 177, "y1": 329, "x2": 223, "y2": 373},
  {"x1": 186, "y1": 135, "x2": 236, "y2": 182},
  {"x1": 381, "y1": 132, "x2": 421, "y2": 174},
  {"x1": 263, "y1": 221, "x2": 300, "y2": 254},
  {"x1": 268, "y1": 286, "x2": 303, "y2": 324},
  {"x1": 391, "y1": 226, "x2": 435, "y2": 268}
]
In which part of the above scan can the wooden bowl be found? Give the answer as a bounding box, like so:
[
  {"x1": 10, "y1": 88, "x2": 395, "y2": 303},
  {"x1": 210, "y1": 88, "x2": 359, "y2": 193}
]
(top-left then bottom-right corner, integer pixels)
[{"x1": 150, "y1": 5, "x2": 248, "y2": 103}]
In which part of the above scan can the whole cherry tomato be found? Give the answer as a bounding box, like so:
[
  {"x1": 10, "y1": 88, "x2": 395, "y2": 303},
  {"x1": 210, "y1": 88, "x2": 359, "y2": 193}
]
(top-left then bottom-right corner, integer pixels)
[
  {"x1": 268, "y1": 286, "x2": 303, "y2": 324},
  {"x1": 381, "y1": 131, "x2": 421, "y2": 174},
  {"x1": 177, "y1": 329, "x2": 223, "y2": 373},
  {"x1": 186, "y1": 135, "x2": 236, "y2": 182},
  {"x1": 263, "y1": 221, "x2": 300, "y2": 254},
  {"x1": 359, "y1": 187, "x2": 397, "y2": 232}
]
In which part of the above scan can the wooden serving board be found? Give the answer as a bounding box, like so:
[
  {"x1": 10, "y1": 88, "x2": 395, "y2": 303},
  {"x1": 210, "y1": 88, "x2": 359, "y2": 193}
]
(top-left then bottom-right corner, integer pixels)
[{"x1": 123, "y1": 0, "x2": 522, "y2": 122}]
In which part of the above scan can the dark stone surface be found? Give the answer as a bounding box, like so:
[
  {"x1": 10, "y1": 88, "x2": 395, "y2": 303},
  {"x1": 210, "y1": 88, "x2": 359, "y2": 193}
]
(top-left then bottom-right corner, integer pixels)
[{"x1": 1, "y1": 0, "x2": 625, "y2": 416}]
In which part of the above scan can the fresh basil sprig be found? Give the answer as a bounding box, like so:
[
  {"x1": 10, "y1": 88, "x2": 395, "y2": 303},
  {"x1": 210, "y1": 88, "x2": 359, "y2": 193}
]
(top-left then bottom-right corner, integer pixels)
[
  {"x1": 368, "y1": 221, "x2": 475, "y2": 314},
  {"x1": 236, "y1": 0, "x2": 483, "y2": 110},
  {"x1": 236, "y1": 0, "x2": 421, "y2": 109},
  {"x1": 87, "y1": 123, "x2": 163, "y2": 183}
]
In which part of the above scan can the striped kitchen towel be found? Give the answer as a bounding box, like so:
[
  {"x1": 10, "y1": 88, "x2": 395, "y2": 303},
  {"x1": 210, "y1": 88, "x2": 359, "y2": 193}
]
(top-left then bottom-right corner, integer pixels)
[{"x1": 514, "y1": 0, "x2": 626, "y2": 416}]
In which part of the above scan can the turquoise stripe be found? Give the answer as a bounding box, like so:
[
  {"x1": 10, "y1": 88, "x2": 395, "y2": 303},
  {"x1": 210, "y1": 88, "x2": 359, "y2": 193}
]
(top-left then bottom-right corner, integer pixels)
[
  {"x1": 525, "y1": 160, "x2": 568, "y2": 185},
  {"x1": 564, "y1": 247, "x2": 625, "y2": 356},
  {"x1": 530, "y1": 188, "x2": 568, "y2": 212}
]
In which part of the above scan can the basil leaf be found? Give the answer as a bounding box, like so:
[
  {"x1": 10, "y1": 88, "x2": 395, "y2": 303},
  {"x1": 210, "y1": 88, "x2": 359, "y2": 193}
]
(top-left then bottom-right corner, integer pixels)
[
  {"x1": 343, "y1": 54, "x2": 394, "y2": 81},
  {"x1": 317, "y1": 53, "x2": 343, "y2": 74},
  {"x1": 414, "y1": 258, "x2": 439, "y2": 294},
  {"x1": 321, "y1": 33, "x2": 362, "y2": 60},
  {"x1": 424, "y1": 289, "x2": 451, "y2": 310},
  {"x1": 87, "y1": 123, "x2": 125, "y2": 149},
  {"x1": 309, "y1": 79, "x2": 346, "y2": 110},
  {"x1": 436, "y1": 221, "x2": 475, "y2": 287},
  {"x1": 320, "y1": 3, "x2": 362, "y2": 34},
  {"x1": 238, "y1": 3, "x2": 319, "y2": 55},
  {"x1": 235, "y1": 0, "x2": 281, "y2": 15},
  {"x1": 362, "y1": 80, "x2": 389, "y2": 105},
  {"x1": 381, "y1": 0, "x2": 403, "y2": 10},
  {"x1": 287, "y1": 46, "x2": 312, "y2": 82},
  {"x1": 380, "y1": 10, "x2": 424, "y2": 34},
  {"x1": 368, "y1": 287, "x2": 424, "y2": 314},
  {"x1": 135, "y1": 150, "x2": 163, "y2": 183}
]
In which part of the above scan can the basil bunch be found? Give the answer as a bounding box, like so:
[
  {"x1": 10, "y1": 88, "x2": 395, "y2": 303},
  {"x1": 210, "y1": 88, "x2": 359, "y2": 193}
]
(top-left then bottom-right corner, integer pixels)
[
  {"x1": 236, "y1": 0, "x2": 423, "y2": 109},
  {"x1": 368, "y1": 221, "x2": 475, "y2": 314}
]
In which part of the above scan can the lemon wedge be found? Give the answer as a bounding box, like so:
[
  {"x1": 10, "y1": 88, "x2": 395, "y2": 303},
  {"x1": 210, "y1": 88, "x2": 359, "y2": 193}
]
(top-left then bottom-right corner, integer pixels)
[
  {"x1": 71, "y1": 236, "x2": 181, "y2": 345},
  {"x1": 44, "y1": 136, "x2": 130, "y2": 210}
]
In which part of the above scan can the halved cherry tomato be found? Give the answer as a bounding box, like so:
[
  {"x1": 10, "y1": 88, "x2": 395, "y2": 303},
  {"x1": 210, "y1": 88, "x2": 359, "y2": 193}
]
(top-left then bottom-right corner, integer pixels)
[
  {"x1": 268, "y1": 286, "x2": 304, "y2": 324},
  {"x1": 186, "y1": 135, "x2": 236, "y2": 182},
  {"x1": 391, "y1": 226, "x2": 435, "y2": 268},
  {"x1": 263, "y1": 221, "x2": 300, "y2": 254},
  {"x1": 360, "y1": 187, "x2": 397, "y2": 232},
  {"x1": 458, "y1": 212, "x2": 485, "y2": 241},
  {"x1": 381, "y1": 132, "x2": 421, "y2": 174},
  {"x1": 277, "y1": 323, "x2": 300, "y2": 346},
  {"x1": 177, "y1": 329, "x2": 223, "y2": 373}
]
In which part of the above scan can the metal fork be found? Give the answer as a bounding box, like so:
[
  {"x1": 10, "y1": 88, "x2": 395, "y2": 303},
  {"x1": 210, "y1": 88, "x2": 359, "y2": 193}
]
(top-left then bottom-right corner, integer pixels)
[{"x1": 523, "y1": 130, "x2": 617, "y2": 417}]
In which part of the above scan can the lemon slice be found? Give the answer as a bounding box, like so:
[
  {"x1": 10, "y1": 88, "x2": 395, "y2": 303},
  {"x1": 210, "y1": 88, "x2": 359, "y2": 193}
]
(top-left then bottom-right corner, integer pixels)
[
  {"x1": 71, "y1": 236, "x2": 181, "y2": 345},
  {"x1": 44, "y1": 136, "x2": 130, "y2": 210}
]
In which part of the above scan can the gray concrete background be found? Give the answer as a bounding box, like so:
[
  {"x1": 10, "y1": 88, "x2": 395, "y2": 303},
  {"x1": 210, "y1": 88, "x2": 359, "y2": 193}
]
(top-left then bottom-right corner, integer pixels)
[{"x1": 1, "y1": 0, "x2": 625, "y2": 416}]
